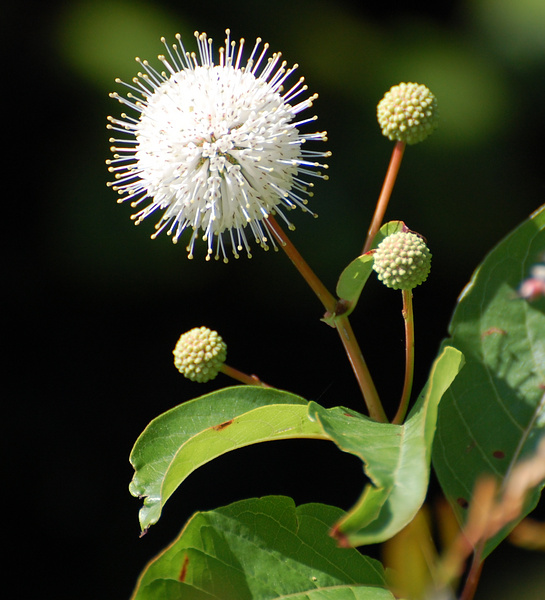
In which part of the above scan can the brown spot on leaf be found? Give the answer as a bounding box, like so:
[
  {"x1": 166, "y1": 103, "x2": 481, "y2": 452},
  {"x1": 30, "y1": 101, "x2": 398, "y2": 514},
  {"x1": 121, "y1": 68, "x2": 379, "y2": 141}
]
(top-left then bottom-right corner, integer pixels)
[
  {"x1": 493, "y1": 450, "x2": 505, "y2": 459},
  {"x1": 481, "y1": 327, "x2": 507, "y2": 338},
  {"x1": 179, "y1": 555, "x2": 189, "y2": 582},
  {"x1": 457, "y1": 497, "x2": 469, "y2": 509},
  {"x1": 212, "y1": 419, "x2": 234, "y2": 431}
]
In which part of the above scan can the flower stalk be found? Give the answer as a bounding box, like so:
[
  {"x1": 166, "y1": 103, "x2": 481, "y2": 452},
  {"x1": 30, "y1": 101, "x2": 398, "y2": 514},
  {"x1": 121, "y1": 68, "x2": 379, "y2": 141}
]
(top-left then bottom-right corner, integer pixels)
[
  {"x1": 363, "y1": 140, "x2": 405, "y2": 253},
  {"x1": 220, "y1": 364, "x2": 271, "y2": 388},
  {"x1": 393, "y1": 289, "x2": 415, "y2": 424}
]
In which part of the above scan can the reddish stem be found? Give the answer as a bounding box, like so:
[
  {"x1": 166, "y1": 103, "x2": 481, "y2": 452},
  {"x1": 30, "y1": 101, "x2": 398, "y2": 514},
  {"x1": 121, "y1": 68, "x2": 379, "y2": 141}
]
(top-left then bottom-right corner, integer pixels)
[
  {"x1": 335, "y1": 314, "x2": 387, "y2": 422},
  {"x1": 266, "y1": 216, "x2": 337, "y2": 314},
  {"x1": 220, "y1": 364, "x2": 271, "y2": 387},
  {"x1": 363, "y1": 141, "x2": 406, "y2": 253},
  {"x1": 459, "y1": 542, "x2": 485, "y2": 600},
  {"x1": 267, "y1": 216, "x2": 387, "y2": 422}
]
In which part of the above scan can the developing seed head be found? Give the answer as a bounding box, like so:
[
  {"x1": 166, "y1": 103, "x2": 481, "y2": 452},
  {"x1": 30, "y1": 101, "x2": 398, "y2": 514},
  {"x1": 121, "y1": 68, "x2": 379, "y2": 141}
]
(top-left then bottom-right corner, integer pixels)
[
  {"x1": 173, "y1": 326, "x2": 227, "y2": 382},
  {"x1": 377, "y1": 82, "x2": 439, "y2": 145},
  {"x1": 373, "y1": 231, "x2": 432, "y2": 290}
]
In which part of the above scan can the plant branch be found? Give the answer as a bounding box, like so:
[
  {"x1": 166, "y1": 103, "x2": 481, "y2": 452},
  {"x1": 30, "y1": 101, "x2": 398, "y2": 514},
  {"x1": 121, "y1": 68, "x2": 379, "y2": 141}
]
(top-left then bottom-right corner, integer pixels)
[
  {"x1": 458, "y1": 543, "x2": 485, "y2": 600},
  {"x1": 267, "y1": 215, "x2": 387, "y2": 422},
  {"x1": 220, "y1": 364, "x2": 271, "y2": 387},
  {"x1": 335, "y1": 314, "x2": 388, "y2": 422},
  {"x1": 266, "y1": 215, "x2": 337, "y2": 314},
  {"x1": 363, "y1": 140, "x2": 406, "y2": 253}
]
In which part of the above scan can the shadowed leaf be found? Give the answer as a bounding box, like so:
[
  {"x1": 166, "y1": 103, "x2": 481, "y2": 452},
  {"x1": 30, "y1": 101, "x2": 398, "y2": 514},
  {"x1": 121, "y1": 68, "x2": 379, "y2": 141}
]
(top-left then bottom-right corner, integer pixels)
[{"x1": 433, "y1": 205, "x2": 545, "y2": 557}]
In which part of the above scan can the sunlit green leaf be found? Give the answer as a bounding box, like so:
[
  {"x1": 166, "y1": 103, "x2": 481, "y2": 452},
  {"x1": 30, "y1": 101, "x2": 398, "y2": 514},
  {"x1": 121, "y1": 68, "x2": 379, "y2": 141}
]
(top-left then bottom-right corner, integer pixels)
[
  {"x1": 433, "y1": 205, "x2": 545, "y2": 557},
  {"x1": 130, "y1": 344, "x2": 462, "y2": 543},
  {"x1": 310, "y1": 346, "x2": 464, "y2": 546},
  {"x1": 129, "y1": 387, "x2": 328, "y2": 531},
  {"x1": 130, "y1": 496, "x2": 395, "y2": 600}
]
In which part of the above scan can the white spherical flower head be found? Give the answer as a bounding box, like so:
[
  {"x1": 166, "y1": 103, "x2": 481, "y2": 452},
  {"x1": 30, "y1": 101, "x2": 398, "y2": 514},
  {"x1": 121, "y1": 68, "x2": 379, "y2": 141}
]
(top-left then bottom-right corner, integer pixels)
[{"x1": 107, "y1": 30, "x2": 330, "y2": 261}]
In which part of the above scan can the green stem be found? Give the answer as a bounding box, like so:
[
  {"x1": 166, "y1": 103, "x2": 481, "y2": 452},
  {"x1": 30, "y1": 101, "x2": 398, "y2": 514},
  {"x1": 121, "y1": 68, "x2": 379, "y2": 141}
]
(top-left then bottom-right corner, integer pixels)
[
  {"x1": 267, "y1": 216, "x2": 387, "y2": 422},
  {"x1": 393, "y1": 288, "x2": 414, "y2": 424},
  {"x1": 363, "y1": 140, "x2": 406, "y2": 253}
]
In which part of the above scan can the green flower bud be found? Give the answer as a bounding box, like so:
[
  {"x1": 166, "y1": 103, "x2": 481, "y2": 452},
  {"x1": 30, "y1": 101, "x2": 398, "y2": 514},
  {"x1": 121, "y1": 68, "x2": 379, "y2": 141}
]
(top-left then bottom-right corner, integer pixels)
[
  {"x1": 173, "y1": 326, "x2": 227, "y2": 382},
  {"x1": 377, "y1": 83, "x2": 439, "y2": 145},
  {"x1": 373, "y1": 231, "x2": 431, "y2": 290}
]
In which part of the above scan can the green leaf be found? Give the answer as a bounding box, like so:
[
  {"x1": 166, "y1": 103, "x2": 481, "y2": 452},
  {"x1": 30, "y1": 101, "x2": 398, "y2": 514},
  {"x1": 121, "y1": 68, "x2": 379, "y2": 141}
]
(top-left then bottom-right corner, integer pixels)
[
  {"x1": 368, "y1": 220, "x2": 409, "y2": 251},
  {"x1": 309, "y1": 346, "x2": 464, "y2": 546},
  {"x1": 129, "y1": 386, "x2": 328, "y2": 531},
  {"x1": 130, "y1": 496, "x2": 396, "y2": 600},
  {"x1": 432, "y1": 206, "x2": 545, "y2": 557},
  {"x1": 333, "y1": 221, "x2": 406, "y2": 321},
  {"x1": 335, "y1": 253, "x2": 375, "y2": 306},
  {"x1": 130, "y1": 347, "x2": 462, "y2": 543}
]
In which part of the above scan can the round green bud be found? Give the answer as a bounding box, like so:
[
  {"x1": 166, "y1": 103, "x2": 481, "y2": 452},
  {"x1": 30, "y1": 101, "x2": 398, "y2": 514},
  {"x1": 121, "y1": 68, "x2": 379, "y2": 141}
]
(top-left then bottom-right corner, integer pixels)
[
  {"x1": 377, "y1": 82, "x2": 439, "y2": 145},
  {"x1": 173, "y1": 326, "x2": 227, "y2": 382},
  {"x1": 373, "y1": 231, "x2": 432, "y2": 290}
]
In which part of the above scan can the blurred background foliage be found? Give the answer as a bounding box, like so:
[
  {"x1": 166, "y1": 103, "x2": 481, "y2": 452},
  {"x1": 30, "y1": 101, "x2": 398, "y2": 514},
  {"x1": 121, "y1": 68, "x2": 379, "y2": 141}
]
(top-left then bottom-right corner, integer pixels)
[{"x1": 8, "y1": 0, "x2": 545, "y2": 598}]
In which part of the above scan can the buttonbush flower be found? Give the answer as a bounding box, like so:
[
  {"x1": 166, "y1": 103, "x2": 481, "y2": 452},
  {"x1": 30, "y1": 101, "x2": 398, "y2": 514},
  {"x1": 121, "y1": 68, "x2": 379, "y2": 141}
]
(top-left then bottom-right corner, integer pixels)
[
  {"x1": 173, "y1": 326, "x2": 227, "y2": 382},
  {"x1": 107, "y1": 30, "x2": 329, "y2": 261},
  {"x1": 377, "y1": 82, "x2": 438, "y2": 145},
  {"x1": 373, "y1": 231, "x2": 432, "y2": 290}
]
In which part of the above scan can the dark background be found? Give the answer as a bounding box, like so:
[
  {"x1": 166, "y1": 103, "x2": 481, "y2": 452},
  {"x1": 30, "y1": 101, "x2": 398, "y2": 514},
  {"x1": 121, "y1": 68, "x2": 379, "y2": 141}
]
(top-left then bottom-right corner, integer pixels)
[{"x1": 6, "y1": 0, "x2": 545, "y2": 598}]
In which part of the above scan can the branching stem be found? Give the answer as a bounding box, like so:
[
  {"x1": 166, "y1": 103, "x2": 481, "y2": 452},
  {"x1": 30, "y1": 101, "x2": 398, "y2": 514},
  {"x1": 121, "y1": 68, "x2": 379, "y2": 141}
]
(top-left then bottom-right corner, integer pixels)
[{"x1": 267, "y1": 216, "x2": 387, "y2": 422}]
